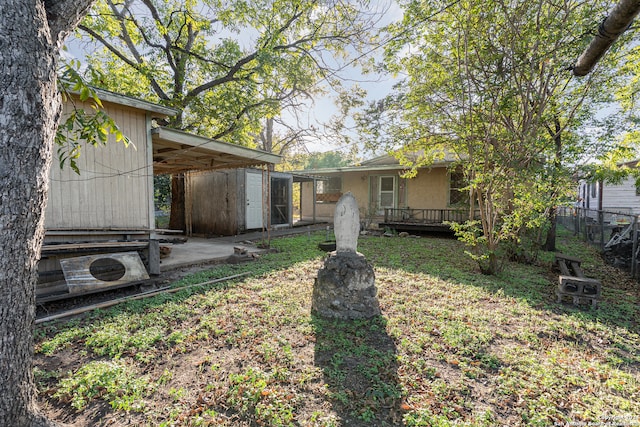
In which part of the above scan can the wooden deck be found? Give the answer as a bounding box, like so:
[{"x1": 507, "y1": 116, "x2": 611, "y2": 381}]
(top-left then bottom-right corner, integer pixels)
[{"x1": 379, "y1": 208, "x2": 478, "y2": 233}]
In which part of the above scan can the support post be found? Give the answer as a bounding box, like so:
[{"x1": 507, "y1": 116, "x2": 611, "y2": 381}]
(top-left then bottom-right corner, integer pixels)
[
  {"x1": 148, "y1": 239, "x2": 160, "y2": 276},
  {"x1": 632, "y1": 216, "x2": 639, "y2": 278},
  {"x1": 312, "y1": 178, "x2": 317, "y2": 224},
  {"x1": 599, "y1": 210, "x2": 605, "y2": 249}
]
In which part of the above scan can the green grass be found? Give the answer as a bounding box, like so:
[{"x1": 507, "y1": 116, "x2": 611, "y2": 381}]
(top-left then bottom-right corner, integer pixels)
[
  {"x1": 52, "y1": 360, "x2": 152, "y2": 412},
  {"x1": 34, "y1": 230, "x2": 640, "y2": 426}
]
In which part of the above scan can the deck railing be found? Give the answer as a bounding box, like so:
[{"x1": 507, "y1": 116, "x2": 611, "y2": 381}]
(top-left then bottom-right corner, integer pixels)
[{"x1": 383, "y1": 208, "x2": 478, "y2": 225}]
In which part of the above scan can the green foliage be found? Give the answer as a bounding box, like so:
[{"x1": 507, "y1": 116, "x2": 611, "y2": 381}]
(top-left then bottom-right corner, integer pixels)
[
  {"x1": 54, "y1": 360, "x2": 152, "y2": 411},
  {"x1": 154, "y1": 174, "x2": 171, "y2": 211},
  {"x1": 312, "y1": 316, "x2": 404, "y2": 420},
  {"x1": 447, "y1": 220, "x2": 497, "y2": 274},
  {"x1": 35, "y1": 232, "x2": 640, "y2": 425},
  {"x1": 302, "y1": 151, "x2": 354, "y2": 169},
  {"x1": 57, "y1": 60, "x2": 131, "y2": 173},
  {"x1": 76, "y1": 0, "x2": 381, "y2": 145},
  {"x1": 278, "y1": 149, "x2": 356, "y2": 173},
  {"x1": 356, "y1": 0, "x2": 628, "y2": 273},
  {"x1": 227, "y1": 367, "x2": 299, "y2": 425}
]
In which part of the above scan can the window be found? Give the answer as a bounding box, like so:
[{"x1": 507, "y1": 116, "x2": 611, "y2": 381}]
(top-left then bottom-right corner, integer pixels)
[
  {"x1": 318, "y1": 176, "x2": 341, "y2": 193},
  {"x1": 449, "y1": 170, "x2": 467, "y2": 206},
  {"x1": 379, "y1": 176, "x2": 396, "y2": 209},
  {"x1": 316, "y1": 176, "x2": 342, "y2": 203},
  {"x1": 369, "y1": 175, "x2": 400, "y2": 214}
]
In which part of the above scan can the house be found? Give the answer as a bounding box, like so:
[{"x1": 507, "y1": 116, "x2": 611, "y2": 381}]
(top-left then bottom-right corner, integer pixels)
[
  {"x1": 294, "y1": 152, "x2": 470, "y2": 231},
  {"x1": 40, "y1": 89, "x2": 282, "y2": 298},
  {"x1": 577, "y1": 161, "x2": 640, "y2": 216}
]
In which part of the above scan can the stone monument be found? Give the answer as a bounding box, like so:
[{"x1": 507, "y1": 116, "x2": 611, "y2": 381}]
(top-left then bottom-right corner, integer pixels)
[{"x1": 312, "y1": 192, "x2": 381, "y2": 320}]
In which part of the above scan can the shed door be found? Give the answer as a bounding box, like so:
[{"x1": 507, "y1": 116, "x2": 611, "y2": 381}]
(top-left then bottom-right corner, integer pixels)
[{"x1": 246, "y1": 171, "x2": 264, "y2": 229}]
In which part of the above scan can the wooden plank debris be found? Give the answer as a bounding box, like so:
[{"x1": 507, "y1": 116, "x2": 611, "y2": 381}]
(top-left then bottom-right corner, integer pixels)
[{"x1": 36, "y1": 272, "x2": 250, "y2": 324}]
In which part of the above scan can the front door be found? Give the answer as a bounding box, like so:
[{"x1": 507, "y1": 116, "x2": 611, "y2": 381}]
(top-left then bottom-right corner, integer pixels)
[{"x1": 246, "y1": 171, "x2": 264, "y2": 229}]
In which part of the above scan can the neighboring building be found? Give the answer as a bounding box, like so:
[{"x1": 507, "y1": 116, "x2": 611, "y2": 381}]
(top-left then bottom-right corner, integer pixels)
[
  {"x1": 577, "y1": 160, "x2": 640, "y2": 216},
  {"x1": 293, "y1": 152, "x2": 470, "y2": 231}
]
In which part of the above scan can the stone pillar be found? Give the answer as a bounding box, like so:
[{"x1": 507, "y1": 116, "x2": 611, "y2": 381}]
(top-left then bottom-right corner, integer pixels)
[{"x1": 312, "y1": 192, "x2": 381, "y2": 320}]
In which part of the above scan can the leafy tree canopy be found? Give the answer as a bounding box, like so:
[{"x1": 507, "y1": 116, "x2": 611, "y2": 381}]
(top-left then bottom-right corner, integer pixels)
[
  {"x1": 75, "y1": 0, "x2": 386, "y2": 147},
  {"x1": 277, "y1": 149, "x2": 355, "y2": 172},
  {"x1": 356, "y1": 0, "x2": 636, "y2": 273}
]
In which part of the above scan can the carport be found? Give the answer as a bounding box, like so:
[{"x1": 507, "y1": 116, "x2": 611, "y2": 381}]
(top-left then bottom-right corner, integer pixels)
[
  {"x1": 152, "y1": 127, "x2": 280, "y2": 174},
  {"x1": 151, "y1": 127, "x2": 286, "y2": 236}
]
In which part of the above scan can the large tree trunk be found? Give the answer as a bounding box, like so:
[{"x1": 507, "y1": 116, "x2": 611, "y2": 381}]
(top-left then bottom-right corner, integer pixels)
[
  {"x1": 0, "y1": 1, "x2": 95, "y2": 425},
  {"x1": 544, "y1": 211, "x2": 558, "y2": 252},
  {"x1": 0, "y1": 4, "x2": 59, "y2": 426},
  {"x1": 573, "y1": 0, "x2": 640, "y2": 76}
]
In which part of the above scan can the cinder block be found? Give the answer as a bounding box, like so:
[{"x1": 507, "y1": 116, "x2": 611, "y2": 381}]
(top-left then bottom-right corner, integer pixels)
[{"x1": 556, "y1": 275, "x2": 601, "y2": 308}]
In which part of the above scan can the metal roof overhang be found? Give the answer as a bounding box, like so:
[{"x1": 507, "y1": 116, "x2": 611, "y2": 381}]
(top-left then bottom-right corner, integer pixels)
[
  {"x1": 90, "y1": 88, "x2": 179, "y2": 117},
  {"x1": 151, "y1": 127, "x2": 281, "y2": 175}
]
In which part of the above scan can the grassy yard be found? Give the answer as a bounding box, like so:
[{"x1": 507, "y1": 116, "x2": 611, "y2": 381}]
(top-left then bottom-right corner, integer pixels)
[{"x1": 34, "y1": 230, "x2": 640, "y2": 426}]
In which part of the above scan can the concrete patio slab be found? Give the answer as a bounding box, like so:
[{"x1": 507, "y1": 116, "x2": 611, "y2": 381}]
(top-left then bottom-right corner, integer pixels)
[{"x1": 158, "y1": 223, "x2": 328, "y2": 272}]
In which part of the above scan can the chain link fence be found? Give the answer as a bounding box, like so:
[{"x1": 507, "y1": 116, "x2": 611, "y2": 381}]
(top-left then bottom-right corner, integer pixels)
[{"x1": 557, "y1": 206, "x2": 640, "y2": 278}]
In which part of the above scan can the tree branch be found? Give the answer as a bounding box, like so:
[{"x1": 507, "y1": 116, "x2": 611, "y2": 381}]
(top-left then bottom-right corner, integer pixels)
[
  {"x1": 574, "y1": 0, "x2": 640, "y2": 76},
  {"x1": 139, "y1": 0, "x2": 178, "y2": 73}
]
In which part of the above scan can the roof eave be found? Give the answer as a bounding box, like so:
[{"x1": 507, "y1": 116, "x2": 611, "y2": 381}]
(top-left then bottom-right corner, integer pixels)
[
  {"x1": 69, "y1": 86, "x2": 179, "y2": 117},
  {"x1": 291, "y1": 161, "x2": 452, "y2": 175}
]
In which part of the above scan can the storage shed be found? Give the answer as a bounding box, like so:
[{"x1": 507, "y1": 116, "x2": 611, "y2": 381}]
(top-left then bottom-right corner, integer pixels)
[
  {"x1": 40, "y1": 89, "x2": 177, "y2": 295},
  {"x1": 185, "y1": 168, "x2": 293, "y2": 236},
  {"x1": 45, "y1": 90, "x2": 176, "y2": 241}
]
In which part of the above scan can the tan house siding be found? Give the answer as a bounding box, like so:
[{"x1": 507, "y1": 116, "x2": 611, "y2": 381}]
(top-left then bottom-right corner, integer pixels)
[
  {"x1": 342, "y1": 171, "x2": 369, "y2": 210},
  {"x1": 303, "y1": 181, "x2": 334, "y2": 219},
  {"x1": 406, "y1": 168, "x2": 449, "y2": 209},
  {"x1": 300, "y1": 181, "x2": 314, "y2": 218},
  {"x1": 45, "y1": 100, "x2": 152, "y2": 230},
  {"x1": 299, "y1": 166, "x2": 452, "y2": 223}
]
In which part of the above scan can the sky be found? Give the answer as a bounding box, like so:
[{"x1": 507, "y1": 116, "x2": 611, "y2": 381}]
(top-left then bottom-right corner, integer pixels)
[{"x1": 297, "y1": 2, "x2": 404, "y2": 154}]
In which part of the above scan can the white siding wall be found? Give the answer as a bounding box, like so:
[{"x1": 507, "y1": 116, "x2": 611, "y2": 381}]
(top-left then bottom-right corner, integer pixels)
[
  {"x1": 602, "y1": 177, "x2": 640, "y2": 215},
  {"x1": 45, "y1": 100, "x2": 152, "y2": 230}
]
